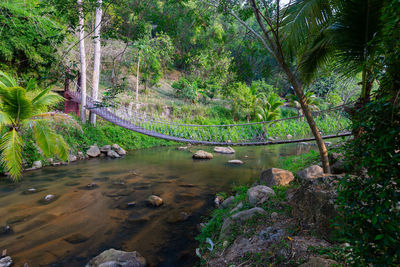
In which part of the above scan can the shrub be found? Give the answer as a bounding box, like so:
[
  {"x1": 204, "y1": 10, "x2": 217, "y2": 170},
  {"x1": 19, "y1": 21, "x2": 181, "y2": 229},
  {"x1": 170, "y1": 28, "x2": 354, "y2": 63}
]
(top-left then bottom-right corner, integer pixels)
[{"x1": 336, "y1": 99, "x2": 400, "y2": 265}]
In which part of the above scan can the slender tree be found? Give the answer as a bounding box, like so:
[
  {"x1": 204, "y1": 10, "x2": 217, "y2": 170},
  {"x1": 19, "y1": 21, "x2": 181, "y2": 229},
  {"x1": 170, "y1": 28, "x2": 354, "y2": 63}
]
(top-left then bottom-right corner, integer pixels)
[
  {"x1": 77, "y1": 0, "x2": 87, "y2": 123},
  {"x1": 208, "y1": 0, "x2": 331, "y2": 172},
  {"x1": 90, "y1": 0, "x2": 103, "y2": 125}
]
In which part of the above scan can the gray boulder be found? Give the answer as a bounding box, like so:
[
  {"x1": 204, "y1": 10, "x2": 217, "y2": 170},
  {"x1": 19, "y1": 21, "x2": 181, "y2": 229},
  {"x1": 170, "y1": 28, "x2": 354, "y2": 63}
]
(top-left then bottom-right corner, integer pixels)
[
  {"x1": 32, "y1": 160, "x2": 42, "y2": 169},
  {"x1": 220, "y1": 207, "x2": 267, "y2": 240},
  {"x1": 247, "y1": 185, "x2": 276, "y2": 206},
  {"x1": 296, "y1": 165, "x2": 324, "y2": 180},
  {"x1": 260, "y1": 168, "x2": 294, "y2": 187},
  {"x1": 0, "y1": 256, "x2": 12, "y2": 267},
  {"x1": 107, "y1": 150, "x2": 120, "y2": 158},
  {"x1": 69, "y1": 154, "x2": 77, "y2": 162},
  {"x1": 112, "y1": 144, "x2": 121, "y2": 150},
  {"x1": 228, "y1": 160, "x2": 243, "y2": 165},
  {"x1": 221, "y1": 196, "x2": 235, "y2": 208},
  {"x1": 87, "y1": 145, "x2": 101, "y2": 157},
  {"x1": 116, "y1": 147, "x2": 126, "y2": 156},
  {"x1": 214, "y1": 146, "x2": 235, "y2": 154},
  {"x1": 331, "y1": 159, "x2": 346, "y2": 174},
  {"x1": 193, "y1": 150, "x2": 213, "y2": 159},
  {"x1": 86, "y1": 249, "x2": 146, "y2": 267},
  {"x1": 100, "y1": 145, "x2": 111, "y2": 153}
]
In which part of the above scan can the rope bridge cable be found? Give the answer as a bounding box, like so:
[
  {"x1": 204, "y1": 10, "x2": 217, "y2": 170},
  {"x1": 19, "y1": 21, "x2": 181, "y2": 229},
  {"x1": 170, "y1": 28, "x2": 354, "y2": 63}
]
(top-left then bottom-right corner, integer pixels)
[{"x1": 67, "y1": 90, "x2": 352, "y2": 146}]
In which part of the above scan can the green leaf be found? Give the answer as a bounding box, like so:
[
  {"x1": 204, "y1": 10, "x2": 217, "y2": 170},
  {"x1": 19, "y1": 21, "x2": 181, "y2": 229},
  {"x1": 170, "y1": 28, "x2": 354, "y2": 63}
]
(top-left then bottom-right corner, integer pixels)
[{"x1": 0, "y1": 129, "x2": 23, "y2": 180}]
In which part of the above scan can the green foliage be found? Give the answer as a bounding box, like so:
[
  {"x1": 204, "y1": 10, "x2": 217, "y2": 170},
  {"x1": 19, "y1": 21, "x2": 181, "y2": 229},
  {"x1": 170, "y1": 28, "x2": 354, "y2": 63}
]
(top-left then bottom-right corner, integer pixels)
[
  {"x1": 172, "y1": 77, "x2": 198, "y2": 103},
  {"x1": 0, "y1": 1, "x2": 65, "y2": 80},
  {"x1": 0, "y1": 71, "x2": 70, "y2": 180},
  {"x1": 256, "y1": 93, "x2": 284, "y2": 122},
  {"x1": 337, "y1": 99, "x2": 400, "y2": 265}
]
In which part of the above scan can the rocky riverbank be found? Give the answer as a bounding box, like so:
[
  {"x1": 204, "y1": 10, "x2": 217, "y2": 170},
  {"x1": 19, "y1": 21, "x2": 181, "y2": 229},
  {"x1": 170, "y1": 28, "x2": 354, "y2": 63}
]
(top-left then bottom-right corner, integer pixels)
[
  {"x1": 22, "y1": 144, "x2": 127, "y2": 173},
  {"x1": 196, "y1": 152, "x2": 347, "y2": 266}
]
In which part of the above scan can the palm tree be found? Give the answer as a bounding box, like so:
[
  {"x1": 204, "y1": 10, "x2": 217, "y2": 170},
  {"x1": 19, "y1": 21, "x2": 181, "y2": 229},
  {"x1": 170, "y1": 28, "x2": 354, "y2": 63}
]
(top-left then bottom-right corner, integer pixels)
[
  {"x1": 257, "y1": 93, "x2": 284, "y2": 121},
  {"x1": 0, "y1": 71, "x2": 75, "y2": 180},
  {"x1": 285, "y1": 0, "x2": 384, "y2": 105}
]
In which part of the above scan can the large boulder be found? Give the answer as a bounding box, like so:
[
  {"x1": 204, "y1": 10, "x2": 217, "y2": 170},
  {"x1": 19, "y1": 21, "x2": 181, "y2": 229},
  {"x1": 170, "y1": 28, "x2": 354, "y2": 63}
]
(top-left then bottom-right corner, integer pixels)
[
  {"x1": 289, "y1": 175, "x2": 340, "y2": 237},
  {"x1": 247, "y1": 185, "x2": 276, "y2": 206},
  {"x1": 220, "y1": 207, "x2": 267, "y2": 240},
  {"x1": 299, "y1": 256, "x2": 338, "y2": 267},
  {"x1": 116, "y1": 147, "x2": 127, "y2": 156},
  {"x1": 107, "y1": 150, "x2": 121, "y2": 158},
  {"x1": 214, "y1": 146, "x2": 235, "y2": 154},
  {"x1": 260, "y1": 168, "x2": 294, "y2": 187},
  {"x1": 0, "y1": 256, "x2": 12, "y2": 267},
  {"x1": 193, "y1": 150, "x2": 213, "y2": 159},
  {"x1": 296, "y1": 165, "x2": 324, "y2": 180},
  {"x1": 87, "y1": 145, "x2": 101, "y2": 157},
  {"x1": 86, "y1": 249, "x2": 146, "y2": 267},
  {"x1": 100, "y1": 145, "x2": 111, "y2": 153},
  {"x1": 32, "y1": 160, "x2": 42, "y2": 169}
]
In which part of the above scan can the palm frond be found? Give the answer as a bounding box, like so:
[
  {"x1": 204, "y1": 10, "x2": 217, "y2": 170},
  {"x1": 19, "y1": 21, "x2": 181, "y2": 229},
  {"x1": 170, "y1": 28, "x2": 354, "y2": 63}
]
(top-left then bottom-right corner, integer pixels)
[
  {"x1": 31, "y1": 89, "x2": 63, "y2": 112},
  {"x1": 0, "y1": 111, "x2": 12, "y2": 127},
  {"x1": 25, "y1": 78, "x2": 37, "y2": 91},
  {"x1": 33, "y1": 120, "x2": 57, "y2": 158},
  {"x1": 0, "y1": 71, "x2": 17, "y2": 88},
  {"x1": 55, "y1": 135, "x2": 69, "y2": 162},
  {"x1": 0, "y1": 129, "x2": 23, "y2": 180},
  {"x1": 0, "y1": 86, "x2": 33, "y2": 123}
]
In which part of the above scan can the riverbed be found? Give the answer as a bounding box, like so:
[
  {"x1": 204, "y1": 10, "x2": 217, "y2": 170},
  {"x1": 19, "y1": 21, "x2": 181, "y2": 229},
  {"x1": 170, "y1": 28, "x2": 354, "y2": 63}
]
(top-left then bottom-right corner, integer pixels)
[{"x1": 0, "y1": 144, "x2": 314, "y2": 266}]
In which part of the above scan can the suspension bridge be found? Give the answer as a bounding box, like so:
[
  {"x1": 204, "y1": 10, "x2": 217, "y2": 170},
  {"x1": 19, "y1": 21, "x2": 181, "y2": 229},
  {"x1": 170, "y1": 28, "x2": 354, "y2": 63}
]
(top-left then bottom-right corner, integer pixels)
[{"x1": 66, "y1": 91, "x2": 352, "y2": 146}]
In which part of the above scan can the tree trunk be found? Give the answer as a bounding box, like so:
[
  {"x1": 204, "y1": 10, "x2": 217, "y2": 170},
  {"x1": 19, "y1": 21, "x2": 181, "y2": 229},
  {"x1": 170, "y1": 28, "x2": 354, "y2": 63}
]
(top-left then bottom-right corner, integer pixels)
[
  {"x1": 90, "y1": 0, "x2": 102, "y2": 126},
  {"x1": 136, "y1": 52, "x2": 140, "y2": 102},
  {"x1": 77, "y1": 0, "x2": 86, "y2": 123},
  {"x1": 282, "y1": 62, "x2": 331, "y2": 173}
]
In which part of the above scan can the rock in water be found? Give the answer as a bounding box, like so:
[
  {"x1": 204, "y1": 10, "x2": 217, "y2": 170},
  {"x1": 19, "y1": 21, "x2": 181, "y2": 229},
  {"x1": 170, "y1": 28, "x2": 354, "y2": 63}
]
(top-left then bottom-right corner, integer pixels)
[
  {"x1": 44, "y1": 194, "x2": 56, "y2": 202},
  {"x1": 69, "y1": 154, "x2": 77, "y2": 162},
  {"x1": 116, "y1": 148, "x2": 126, "y2": 156},
  {"x1": 247, "y1": 185, "x2": 276, "y2": 206},
  {"x1": 192, "y1": 150, "x2": 213, "y2": 159},
  {"x1": 87, "y1": 145, "x2": 101, "y2": 157},
  {"x1": 228, "y1": 160, "x2": 243, "y2": 165},
  {"x1": 221, "y1": 196, "x2": 235, "y2": 208},
  {"x1": 146, "y1": 195, "x2": 163, "y2": 207},
  {"x1": 296, "y1": 165, "x2": 324, "y2": 180},
  {"x1": 107, "y1": 150, "x2": 120, "y2": 158},
  {"x1": 0, "y1": 256, "x2": 12, "y2": 267},
  {"x1": 260, "y1": 168, "x2": 294, "y2": 187},
  {"x1": 100, "y1": 145, "x2": 111, "y2": 152},
  {"x1": 64, "y1": 233, "x2": 89, "y2": 244},
  {"x1": 32, "y1": 160, "x2": 42, "y2": 169},
  {"x1": 86, "y1": 249, "x2": 146, "y2": 267},
  {"x1": 214, "y1": 146, "x2": 235, "y2": 154},
  {"x1": 177, "y1": 146, "x2": 188, "y2": 150},
  {"x1": 77, "y1": 151, "x2": 85, "y2": 160}
]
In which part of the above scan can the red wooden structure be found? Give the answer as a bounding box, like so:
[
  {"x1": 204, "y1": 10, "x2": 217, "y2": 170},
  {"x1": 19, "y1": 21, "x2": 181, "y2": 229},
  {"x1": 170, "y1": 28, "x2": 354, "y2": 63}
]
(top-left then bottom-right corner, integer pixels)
[{"x1": 64, "y1": 69, "x2": 80, "y2": 116}]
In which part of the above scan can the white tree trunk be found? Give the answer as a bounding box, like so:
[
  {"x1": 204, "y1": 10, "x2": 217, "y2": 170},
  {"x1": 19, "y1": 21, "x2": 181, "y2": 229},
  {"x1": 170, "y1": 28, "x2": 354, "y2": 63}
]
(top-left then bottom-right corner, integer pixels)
[
  {"x1": 136, "y1": 52, "x2": 140, "y2": 102},
  {"x1": 78, "y1": 0, "x2": 86, "y2": 123},
  {"x1": 90, "y1": 0, "x2": 102, "y2": 126}
]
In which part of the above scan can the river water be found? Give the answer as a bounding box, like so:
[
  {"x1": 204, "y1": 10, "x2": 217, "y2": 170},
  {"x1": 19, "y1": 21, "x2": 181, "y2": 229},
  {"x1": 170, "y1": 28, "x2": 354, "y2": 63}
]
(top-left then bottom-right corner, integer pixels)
[{"x1": 0, "y1": 144, "x2": 314, "y2": 266}]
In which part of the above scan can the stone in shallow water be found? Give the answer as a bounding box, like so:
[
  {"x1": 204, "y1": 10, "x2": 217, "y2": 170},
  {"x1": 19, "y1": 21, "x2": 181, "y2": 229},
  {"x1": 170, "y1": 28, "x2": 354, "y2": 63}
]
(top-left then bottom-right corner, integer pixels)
[
  {"x1": 167, "y1": 211, "x2": 190, "y2": 223},
  {"x1": 227, "y1": 160, "x2": 243, "y2": 165},
  {"x1": 64, "y1": 233, "x2": 89, "y2": 244},
  {"x1": 214, "y1": 146, "x2": 235, "y2": 154},
  {"x1": 44, "y1": 194, "x2": 56, "y2": 201},
  {"x1": 192, "y1": 150, "x2": 213, "y2": 159},
  {"x1": 0, "y1": 225, "x2": 12, "y2": 236},
  {"x1": 146, "y1": 195, "x2": 163, "y2": 207},
  {"x1": 87, "y1": 145, "x2": 101, "y2": 157},
  {"x1": 107, "y1": 150, "x2": 120, "y2": 158},
  {"x1": 86, "y1": 248, "x2": 146, "y2": 267},
  {"x1": 0, "y1": 256, "x2": 12, "y2": 267}
]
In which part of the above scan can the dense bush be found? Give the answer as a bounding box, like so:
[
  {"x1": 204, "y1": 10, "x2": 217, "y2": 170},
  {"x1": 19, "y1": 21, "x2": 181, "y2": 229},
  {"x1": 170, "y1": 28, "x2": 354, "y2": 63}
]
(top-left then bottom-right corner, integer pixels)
[{"x1": 337, "y1": 99, "x2": 400, "y2": 265}]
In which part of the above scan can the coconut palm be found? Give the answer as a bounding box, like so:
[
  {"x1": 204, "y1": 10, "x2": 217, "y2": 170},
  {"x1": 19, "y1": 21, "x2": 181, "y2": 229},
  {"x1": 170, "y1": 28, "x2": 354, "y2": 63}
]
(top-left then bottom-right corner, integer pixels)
[
  {"x1": 256, "y1": 93, "x2": 284, "y2": 122},
  {"x1": 0, "y1": 71, "x2": 75, "y2": 180},
  {"x1": 284, "y1": 0, "x2": 384, "y2": 104}
]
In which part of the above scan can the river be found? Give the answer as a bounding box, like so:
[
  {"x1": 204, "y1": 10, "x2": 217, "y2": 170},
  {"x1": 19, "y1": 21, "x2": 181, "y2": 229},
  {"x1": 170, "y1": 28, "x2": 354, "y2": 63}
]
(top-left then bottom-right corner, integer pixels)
[{"x1": 0, "y1": 144, "x2": 314, "y2": 266}]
